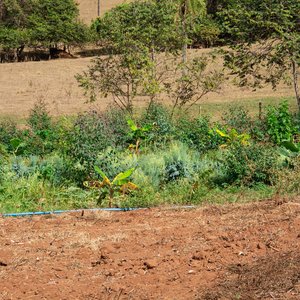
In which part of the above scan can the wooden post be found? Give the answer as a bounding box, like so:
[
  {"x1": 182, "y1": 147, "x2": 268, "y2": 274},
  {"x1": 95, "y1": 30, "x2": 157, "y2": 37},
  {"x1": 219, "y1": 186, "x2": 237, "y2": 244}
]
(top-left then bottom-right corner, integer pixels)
[
  {"x1": 259, "y1": 101, "x2": 262, "y2": 120},
  {"x1": 97, "y1": 0, "x2": 100, "y2": 17}
]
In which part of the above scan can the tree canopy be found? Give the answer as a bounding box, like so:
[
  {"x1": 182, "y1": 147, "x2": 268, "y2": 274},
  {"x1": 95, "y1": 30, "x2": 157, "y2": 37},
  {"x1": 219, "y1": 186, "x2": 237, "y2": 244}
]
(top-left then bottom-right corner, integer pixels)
[
  {"x1": 219, "y1": 0, "x2": 300, "y2": 109},
  {"x1": 0, "y1": 0, "x2": 89, "y2": 55},
  {"x1": 91, "y1": 1, "x2": 182, "y2": 53}
]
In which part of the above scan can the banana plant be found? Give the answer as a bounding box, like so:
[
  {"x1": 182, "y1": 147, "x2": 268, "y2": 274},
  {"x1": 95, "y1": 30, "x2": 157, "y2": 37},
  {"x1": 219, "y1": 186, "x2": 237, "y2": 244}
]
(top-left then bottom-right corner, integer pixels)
[
  {"x1": 279, "y1": 140, "x2": 300, "y2": 159},
  {"x1": 281, "y1": 140, "x2": 300, "y2": 153},
  {"x1": 127, "y1": 119, "x2": 151, "y2": 155},
  {"x1": 216, "y1": 128, "x2": 250, "y2": 147},
  {"x1": 10, "y1": 138, "x2": 27, "y2": 156},
  {"x1": 85, "y1": 166, "x2": 138, "y2": 208}
]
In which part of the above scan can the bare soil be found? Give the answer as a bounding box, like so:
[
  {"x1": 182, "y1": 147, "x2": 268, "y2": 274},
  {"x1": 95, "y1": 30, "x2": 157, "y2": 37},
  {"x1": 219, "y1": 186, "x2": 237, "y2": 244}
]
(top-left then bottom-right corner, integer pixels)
[{"x1": 1, "y1": 199, "x2": 300, "y2": 299}]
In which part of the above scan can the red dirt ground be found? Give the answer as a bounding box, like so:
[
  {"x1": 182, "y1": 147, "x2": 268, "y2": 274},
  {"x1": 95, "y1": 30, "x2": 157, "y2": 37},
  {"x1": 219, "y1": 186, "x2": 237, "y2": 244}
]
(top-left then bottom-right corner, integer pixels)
[{"x1": 1, "y1": 199, "x2": 300, "y2": 299}]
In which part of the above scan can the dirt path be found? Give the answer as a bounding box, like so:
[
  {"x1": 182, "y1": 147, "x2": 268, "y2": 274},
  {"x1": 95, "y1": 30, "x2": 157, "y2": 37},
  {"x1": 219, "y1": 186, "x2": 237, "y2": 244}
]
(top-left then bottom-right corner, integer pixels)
[{"x1": 1, "y1": 199, "x2": 300, "y2": 299}]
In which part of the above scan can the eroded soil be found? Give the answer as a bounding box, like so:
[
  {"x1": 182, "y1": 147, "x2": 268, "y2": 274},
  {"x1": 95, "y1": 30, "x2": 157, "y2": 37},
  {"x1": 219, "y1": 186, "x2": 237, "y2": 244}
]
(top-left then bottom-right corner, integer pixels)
[{"x1": 0, "y1": 199, "x2": 300, "y2": 299}]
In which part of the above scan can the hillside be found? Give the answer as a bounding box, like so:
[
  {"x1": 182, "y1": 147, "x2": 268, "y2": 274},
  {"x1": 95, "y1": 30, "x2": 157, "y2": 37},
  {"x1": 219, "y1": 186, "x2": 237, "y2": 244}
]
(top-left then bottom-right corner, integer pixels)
[
  {"x1": 77, "y1": 0, "x2": 126, "y2": 23},
  {"x1": 0, "y1": 51, "x2": 294, "y2": 118}
]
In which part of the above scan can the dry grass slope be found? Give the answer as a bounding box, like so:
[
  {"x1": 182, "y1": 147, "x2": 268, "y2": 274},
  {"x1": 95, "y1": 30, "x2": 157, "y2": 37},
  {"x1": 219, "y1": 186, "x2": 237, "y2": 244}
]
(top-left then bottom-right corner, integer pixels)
[
  {"x1": 0, "y1": 49, "x2": 294, "y2": 118},
  {"x1": 0, "y1": 0, "x2": 296, "y2": 118},
  {"x1": 77, "y1": 0, "x2": 127, "y2": 23}
]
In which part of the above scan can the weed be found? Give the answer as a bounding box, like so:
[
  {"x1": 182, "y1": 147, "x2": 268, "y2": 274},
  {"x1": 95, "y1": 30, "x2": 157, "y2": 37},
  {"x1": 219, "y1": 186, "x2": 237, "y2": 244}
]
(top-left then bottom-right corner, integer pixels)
[
  {"x1": 222, "y1": 105, "x2": 251, "y2": 133},
  {"x1": 266, "y1": 101, "x2": 297, "y2": 144},
  {"x1": 85, "y1": 166, "x2": 138, "y2": 207}
]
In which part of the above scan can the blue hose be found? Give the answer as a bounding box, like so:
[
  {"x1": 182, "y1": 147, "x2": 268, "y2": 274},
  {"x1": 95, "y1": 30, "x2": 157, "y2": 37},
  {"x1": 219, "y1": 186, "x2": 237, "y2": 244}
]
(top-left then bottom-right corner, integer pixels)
[
  {"x1": 1, "y1": 205, "x2": 196, "y2": 218},
  {"x1": 1, "y1": 207, "x2": 143, "y2": 218}
]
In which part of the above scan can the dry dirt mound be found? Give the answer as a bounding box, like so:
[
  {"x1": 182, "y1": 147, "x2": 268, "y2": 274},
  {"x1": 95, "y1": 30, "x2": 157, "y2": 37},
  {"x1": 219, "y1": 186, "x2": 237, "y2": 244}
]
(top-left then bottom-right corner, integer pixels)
[{"x1": 1, "y1": 199, "x2": 300, "y2": 299}]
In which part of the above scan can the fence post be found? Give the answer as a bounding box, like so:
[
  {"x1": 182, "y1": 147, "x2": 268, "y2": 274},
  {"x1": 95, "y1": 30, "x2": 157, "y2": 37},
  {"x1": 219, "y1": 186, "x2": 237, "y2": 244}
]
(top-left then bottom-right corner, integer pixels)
[{"x1": 259, "y1": 101, "x2": 262, "y2": 120}]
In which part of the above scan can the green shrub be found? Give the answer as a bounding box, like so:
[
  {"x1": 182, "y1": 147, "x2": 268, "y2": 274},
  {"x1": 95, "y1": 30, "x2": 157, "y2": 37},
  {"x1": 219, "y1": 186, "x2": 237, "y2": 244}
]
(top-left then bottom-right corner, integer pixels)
[
  {"x1": 214, "y1": 143, "x2": 280, "y2": 186},
  {"x1": 0, "y1": 119, "x2": 20, "y2": 152},
  {"x1": 221, "y1": 105, "x2": 271, "y2": 142},
  {"x1": 276, "y1": 156, "x2": 300, "y2": 194},
  {"x1": 27, "y1": 100, "x2": 52, "y2": 133},
  {"x1": 10, "y1": 156, "x2": 40, "y2": 178},
  {"x1": 66, "y1": 110, "x2": 114, "y2": 171},
  {"x1": 0, "y1": 173, "x2": 98, "y2": 213},
  {"x1": 141, "y1": 103, "x2": 174, "y2": 147},
  {"x1": 103, "y1": 107, "x2": 129, "y2": 147},
  {"x1": 38, "y1": 155, "x2": 73, "y2": 186},
  {"x1": 266, "y1": 101, "x2": 296, "y2": 144},
  {"x1": 0, "y1": 149, "x2": 7, "y2": 183},
  {"x1": 23, "y1": 101, "x2": 56, "y2": 156},
  {"x1": 190, "y1": 16, "x2": 221, "y2": 47},
  {"x1": 130, "y1": 142, "x2": 200, "y2": 189},
  {"x1": 131, "y1": 152, "x2": 165, "y2": 189},
  {"x1": 94, "y1": 147, "x2": 136, "y2": 180},
  {"x1": 175, "y1": 115, "x2": 222, "y2": 153},
  {"x1": 250, "y1": 119, "x2": 269, "y2": 142},
  {"x1": 222, "y1": 105, "x2": 251, "y2": 133},
  {"x1": 163, "y1": 142, "x2": 199, "y2": 183}
]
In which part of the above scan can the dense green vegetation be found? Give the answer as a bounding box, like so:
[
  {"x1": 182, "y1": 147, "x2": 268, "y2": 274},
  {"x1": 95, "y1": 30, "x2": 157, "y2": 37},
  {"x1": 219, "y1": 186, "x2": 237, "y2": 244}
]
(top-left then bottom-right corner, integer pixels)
[
  {"x1": 0, "y1": 0, "x2": 89, "y2": 60},
  {"x1": 0, "y1": 101, "x2": 299, "y2": 213},
  {"x1": 0, "y1": 0, "x2": 299, "y2": 212}
]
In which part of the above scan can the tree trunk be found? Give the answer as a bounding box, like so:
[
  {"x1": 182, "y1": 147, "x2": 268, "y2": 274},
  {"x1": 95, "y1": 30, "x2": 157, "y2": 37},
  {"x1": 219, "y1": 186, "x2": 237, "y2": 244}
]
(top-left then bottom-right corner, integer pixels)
[
  {"x1": 17, "y1": 44, "x2": 25, "y2": 62},
  {"x1": 292, "y1": 60, "x2": 300, "y2": 111},
  {"x1": 181, "y1": 3, "x2": 188, "y2": 75},
  {"x1": 182, "y1": 36, "x2": 187, "y2": 65},
  {"x1": 181, "y1": 13, "x2": 187, "y2": 65}
]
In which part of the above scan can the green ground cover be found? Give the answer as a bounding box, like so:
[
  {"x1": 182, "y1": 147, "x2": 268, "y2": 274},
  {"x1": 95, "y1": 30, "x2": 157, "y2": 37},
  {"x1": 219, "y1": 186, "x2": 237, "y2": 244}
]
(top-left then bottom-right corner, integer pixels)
[{"x1": 1, "y1": 100, "x2": 299, "y2": 213}]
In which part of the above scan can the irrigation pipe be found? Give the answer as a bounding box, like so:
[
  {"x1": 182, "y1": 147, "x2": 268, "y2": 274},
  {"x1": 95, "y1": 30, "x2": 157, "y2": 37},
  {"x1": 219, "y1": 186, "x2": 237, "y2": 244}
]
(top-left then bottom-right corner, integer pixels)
[{"x1": 1, "y1": 206, "x2": 196, "y2": 218}]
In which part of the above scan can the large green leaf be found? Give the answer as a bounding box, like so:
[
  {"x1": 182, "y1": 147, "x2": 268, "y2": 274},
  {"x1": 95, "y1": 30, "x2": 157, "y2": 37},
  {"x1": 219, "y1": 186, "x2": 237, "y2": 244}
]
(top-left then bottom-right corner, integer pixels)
[
  {"x1": 112, "y1": 168, "x2": 135, "y2": 185},
  {"x1": 10, "y1": 138, "x2": 22, "y2": 149},
  {"x1": 94, "y1": 166, "x2": 109, "y2": 180},
  {"x1": 281, "y1": 140, "x2": 300, "y2": 153},
  {"x1": 127, "y1": 119, "x2": 138, "y2": 131},
  {"x1": 216, "y1": 129, "x2": 229, "y2": 138}
]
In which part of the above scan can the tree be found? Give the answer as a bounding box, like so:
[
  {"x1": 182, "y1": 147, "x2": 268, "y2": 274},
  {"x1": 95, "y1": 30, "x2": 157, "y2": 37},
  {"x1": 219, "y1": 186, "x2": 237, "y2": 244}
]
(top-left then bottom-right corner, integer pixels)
[
  {"x1": 91, "y1": 0, "x2": 181, "y2": 54},
  {"x1": 166, "y1": 55, "x2": 224, "y2": 115},
  {"x1": 28, "y1": 0, "x2": 89, "y2": 50},
  {"x1": 76, "y1": 49, "x2": 154, "y2": 114},
  {"x1": 0, "y1": 0, "x2": 33, "y2": 59},
  {"x1": 0, "y1": 0, "x2": 90, "y2": 60},
  {"x1": 171, "y1": 0, "x2": 206, "y2": 63},
  {"x1": 78, "y1": 0, "x2": 223, "y2": 113},
  {"x1": 220, "y1": 0, "x2": 300, "y2": 110}
]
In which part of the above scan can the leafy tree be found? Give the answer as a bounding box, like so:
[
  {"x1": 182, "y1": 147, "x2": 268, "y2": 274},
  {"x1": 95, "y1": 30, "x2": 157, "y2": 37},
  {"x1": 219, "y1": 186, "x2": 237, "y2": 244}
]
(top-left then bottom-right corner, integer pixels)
[
  {"x1": 166, "y1": 55, "x2": 224, "y2": 114},
  {"x1": 220, "y1": 0, "x2": 300, "y2": 110},
  {"x1": 172, "y1": 0, "x2": 206, "y2": 63},
  {"x1": 92, "y1": 0, "x2": 181, "y2": 54},
  {"x1": 189, "y1": 15, "x2": 220, "y2": 48},
  {"x1": 0, "y1": 0, "x2": 90, "y2": 59},
  {"x1": 28, "y1": 0, "x2": 89, "y2": 50},
  {"x1": 78, "y1": 0, "x2": 223, "y2": 114},
  {"x1": 0, "y1": 0, "x2": 33, "y2": 58},
  {"x1": 76, "y1": 49, "x2": 154, "y2": 114}
]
